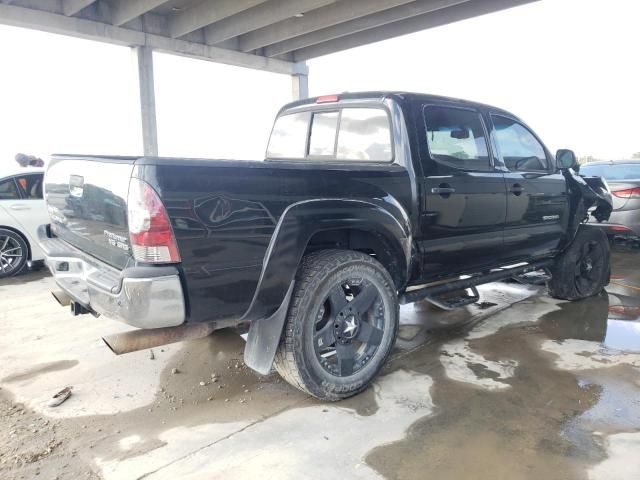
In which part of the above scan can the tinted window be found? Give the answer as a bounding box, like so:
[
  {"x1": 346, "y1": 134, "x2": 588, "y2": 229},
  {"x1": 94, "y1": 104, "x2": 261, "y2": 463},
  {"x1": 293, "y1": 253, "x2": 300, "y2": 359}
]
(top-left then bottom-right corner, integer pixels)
[
  {"x1": 580, "y1": 164, "x2": 640, "y2": 180},
  {"x1": 309, "y1": 111, "x2": 339, "y2": 156},
  {"x1": 15, "y1": 174, "x2": 44, "y2": 199},
  {"x1": 492, "y1": 115, "x2": 548, "y2": 172},
  {"x1": 0, "y1": 178, "x2": 19, "y2": 200},
  {"x1": 266, "y1": 112, "x2": 309, "y2": 159},
  {"x1": 424, "y1": 106, "x2": 490, "y2": 171},
  {"x1": 337, "y1": 108, "x2": 392, "y2": 161}
]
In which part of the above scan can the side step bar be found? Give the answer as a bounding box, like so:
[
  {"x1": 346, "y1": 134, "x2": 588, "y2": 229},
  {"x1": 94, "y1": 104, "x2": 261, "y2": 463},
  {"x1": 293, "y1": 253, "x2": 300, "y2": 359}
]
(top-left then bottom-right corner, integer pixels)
[
  {"x1": 424, "y1": 286, "x2": 480, "y2": 311},
  {"x1": 399, "y1": 259, "x2": 554, "y2": 305}
]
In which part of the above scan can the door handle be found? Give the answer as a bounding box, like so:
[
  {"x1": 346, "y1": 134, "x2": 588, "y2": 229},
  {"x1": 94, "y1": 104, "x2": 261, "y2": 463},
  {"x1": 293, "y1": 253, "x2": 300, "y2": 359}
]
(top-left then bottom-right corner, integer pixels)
[
  {"x1": 509, "y1": 184, "x2": 525, "y2": 196},
  {"x1": 431, "y1": 185, "x2": 456, "y2": 196},
  {"x1": 9, "y1": 204, "x2": 30, "y2": 211}
]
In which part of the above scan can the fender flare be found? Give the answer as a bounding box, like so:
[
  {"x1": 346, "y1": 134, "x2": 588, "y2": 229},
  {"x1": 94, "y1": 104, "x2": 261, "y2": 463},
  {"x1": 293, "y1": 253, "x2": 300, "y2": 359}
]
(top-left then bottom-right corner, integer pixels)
[{"x1": 242, "y1": 198, "x2": 412, "y2": 374}]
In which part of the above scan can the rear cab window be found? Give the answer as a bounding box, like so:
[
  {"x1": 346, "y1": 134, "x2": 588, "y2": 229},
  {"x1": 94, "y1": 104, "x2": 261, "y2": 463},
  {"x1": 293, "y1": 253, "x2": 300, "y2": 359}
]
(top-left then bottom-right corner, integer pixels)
[{"x1": 267, "y1": 107, "x2": 392, "y2": 162}]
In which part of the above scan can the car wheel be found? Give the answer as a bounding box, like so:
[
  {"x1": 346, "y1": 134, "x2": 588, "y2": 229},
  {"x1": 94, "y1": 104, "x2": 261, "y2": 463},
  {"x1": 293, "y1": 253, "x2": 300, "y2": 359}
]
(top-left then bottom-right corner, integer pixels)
[
  {"x1": 548, "y1": 226, "x2": 610, "y2": 300},
  {"x1": 274, "y1": 249, "x2": 398, "y2": 401},
  {"x1": 0, "y1": 228, "x2": 29, "y2": 278}
]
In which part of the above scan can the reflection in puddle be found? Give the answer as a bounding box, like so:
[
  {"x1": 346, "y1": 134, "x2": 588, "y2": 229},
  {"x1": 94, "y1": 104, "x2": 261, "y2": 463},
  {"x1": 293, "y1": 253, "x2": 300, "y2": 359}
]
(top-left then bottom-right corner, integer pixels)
[
  {"x1": 538, "y1": 291, "x2": 640, "y2": 355},
  {"x1": 603, "y1": 320, "x2": 640, "y2": 353},
  {"x1": 604, "y1": 291, "x2": 640, "y2": 353}
]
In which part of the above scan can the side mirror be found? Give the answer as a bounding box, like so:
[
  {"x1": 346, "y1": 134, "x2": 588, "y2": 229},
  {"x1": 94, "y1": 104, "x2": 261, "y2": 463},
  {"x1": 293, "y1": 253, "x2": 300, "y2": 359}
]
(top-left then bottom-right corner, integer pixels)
[{"x1": 556, "y1": 149, "x2": 578, "y2": 170}]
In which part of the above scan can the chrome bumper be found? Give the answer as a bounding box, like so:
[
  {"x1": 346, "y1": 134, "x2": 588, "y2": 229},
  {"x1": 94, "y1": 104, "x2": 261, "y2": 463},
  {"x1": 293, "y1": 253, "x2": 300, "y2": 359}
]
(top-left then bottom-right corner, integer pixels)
[{"x1": 37, "y1": 225, "x2": 185, "y2": 328}]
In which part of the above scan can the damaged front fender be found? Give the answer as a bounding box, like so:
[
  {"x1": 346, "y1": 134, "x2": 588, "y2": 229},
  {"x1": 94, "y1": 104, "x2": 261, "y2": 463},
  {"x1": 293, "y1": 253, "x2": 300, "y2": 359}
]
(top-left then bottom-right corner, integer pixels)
[{"x1": 564, "y1": 168, "x2": 613, "y2": 223}]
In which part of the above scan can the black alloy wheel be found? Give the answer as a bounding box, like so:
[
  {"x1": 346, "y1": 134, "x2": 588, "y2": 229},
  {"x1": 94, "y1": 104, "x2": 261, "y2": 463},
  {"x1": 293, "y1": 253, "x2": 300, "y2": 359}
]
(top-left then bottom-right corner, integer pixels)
[
  {"x1": 574, "y1": 239, "x2": 607, "y2": 297},
  {"x1": 548, "y1": 226, "x2": 610, "y2": 301},
  {"x1": 313, "y1": 279, "x2": 385, "y2": 377},
  {"x1": 274, "y1": 250, "x2": 399, "y2": 401}
]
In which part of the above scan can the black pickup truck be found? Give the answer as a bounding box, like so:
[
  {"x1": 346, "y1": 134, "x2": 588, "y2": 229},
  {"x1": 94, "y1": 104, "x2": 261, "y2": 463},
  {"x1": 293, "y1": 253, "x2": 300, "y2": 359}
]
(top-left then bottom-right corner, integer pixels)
[{"x1": 38, "y1": 92, "x2": 612, "y2": 400}]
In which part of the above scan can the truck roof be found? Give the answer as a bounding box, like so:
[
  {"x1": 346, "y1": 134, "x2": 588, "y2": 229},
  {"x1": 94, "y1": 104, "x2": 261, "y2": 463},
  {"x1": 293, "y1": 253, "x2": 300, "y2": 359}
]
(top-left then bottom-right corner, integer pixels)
[{"x1": 280, "y1": 91, "x2": 516, "y2": 117}]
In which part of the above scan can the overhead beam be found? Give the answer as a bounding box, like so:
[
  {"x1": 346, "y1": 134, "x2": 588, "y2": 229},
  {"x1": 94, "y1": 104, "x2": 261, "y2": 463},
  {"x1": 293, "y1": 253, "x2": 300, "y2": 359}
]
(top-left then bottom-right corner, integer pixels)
[
  {"x1": 0, "y1": 3, "x2": 306, "y2": 75},
  {"x1": 205, "y1": 0, "x2": 336, "y2": 46},
  {"x1": 265, "y1": 0, "x2": 473, "y2": 57},
  {"x1": 111, "y1": 0, "x2": 170, "y2": 26},
  {"x1": 168, "y1": 0, "x2": 266, "y2": 39},
  {"x1": 62, "y1": 0, "x2": 97, "y2": 16},
  {"x1": 293, "y1": 0, "x2": 539, "y2": 61},
  {"x1": 238, "y1": 0, "x2": 416, "y2": 53}
]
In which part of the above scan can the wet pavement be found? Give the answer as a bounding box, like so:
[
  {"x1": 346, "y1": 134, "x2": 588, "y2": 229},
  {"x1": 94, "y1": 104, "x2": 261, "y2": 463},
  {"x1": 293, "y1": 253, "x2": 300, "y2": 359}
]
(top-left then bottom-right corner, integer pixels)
[{"x1": 1, "y1": 248, "x2": 639, "y2": 479}]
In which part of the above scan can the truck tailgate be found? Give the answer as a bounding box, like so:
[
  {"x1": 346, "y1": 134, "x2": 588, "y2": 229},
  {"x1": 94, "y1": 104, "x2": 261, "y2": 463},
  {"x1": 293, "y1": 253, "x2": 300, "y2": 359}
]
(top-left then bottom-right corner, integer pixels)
[{"x1": 45, "y1": 155, "x2": 137, "y2": 270}]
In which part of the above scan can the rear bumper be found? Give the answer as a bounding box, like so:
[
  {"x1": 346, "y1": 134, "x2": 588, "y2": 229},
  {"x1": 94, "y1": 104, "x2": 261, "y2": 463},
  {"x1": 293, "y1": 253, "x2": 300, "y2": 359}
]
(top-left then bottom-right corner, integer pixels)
[{"x1": 37, "y1": 225, "x2": 186, "y2": 329}]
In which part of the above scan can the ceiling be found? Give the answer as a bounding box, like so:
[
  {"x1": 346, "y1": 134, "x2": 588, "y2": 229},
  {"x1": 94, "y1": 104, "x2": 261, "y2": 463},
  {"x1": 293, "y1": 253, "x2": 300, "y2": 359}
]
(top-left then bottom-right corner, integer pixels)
[{"x1": 0, "y1": 0, "x2": 538, "y2": 74}]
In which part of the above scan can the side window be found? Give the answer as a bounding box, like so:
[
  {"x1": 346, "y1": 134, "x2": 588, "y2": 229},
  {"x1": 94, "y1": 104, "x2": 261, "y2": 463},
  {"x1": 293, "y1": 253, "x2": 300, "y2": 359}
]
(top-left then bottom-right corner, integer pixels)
[
  {"x1": 15, "y1": 174, "x2": 44, "y2": 199},
  {"x1": 266, "y1": 112, "x2": 310, "y2": 159},
  {"x1": 308, "y1": 111, "x2": 339, "y2": 157},
  {"x1": 337, "y1": 108, "x2": 392, "y2": 161},
  {"x1": 424, "y1": 106, "x2": 491, "y2": 171},
  {"x1": 492, "y1": 115, "x2": 548, "y2": 172},
  {"x1": 0, "y1": 178, "x2": 20, "y2": 200}
]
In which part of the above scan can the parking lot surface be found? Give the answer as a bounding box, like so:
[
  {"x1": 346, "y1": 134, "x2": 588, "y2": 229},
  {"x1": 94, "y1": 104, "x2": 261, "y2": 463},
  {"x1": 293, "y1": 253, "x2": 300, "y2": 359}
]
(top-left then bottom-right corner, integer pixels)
[{"x1": 1, "y1": 249, "x2": 639, "y2": 480}]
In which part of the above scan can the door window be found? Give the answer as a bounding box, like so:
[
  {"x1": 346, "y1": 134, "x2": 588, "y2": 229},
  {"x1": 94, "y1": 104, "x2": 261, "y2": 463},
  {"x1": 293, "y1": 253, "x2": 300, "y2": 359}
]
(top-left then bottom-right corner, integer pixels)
[
  {"x1": 492, "y1": 115, "x2": 548, "y2": 172},
  {"x1": 424, "y1": 106, "x2": 491, "y2": 171},
  {"x1": 0, "y1": 178, "x2": 20, "y2": 200},
  {"x1": 15, "y1": 174, "x2": 44, "y2": 199}
]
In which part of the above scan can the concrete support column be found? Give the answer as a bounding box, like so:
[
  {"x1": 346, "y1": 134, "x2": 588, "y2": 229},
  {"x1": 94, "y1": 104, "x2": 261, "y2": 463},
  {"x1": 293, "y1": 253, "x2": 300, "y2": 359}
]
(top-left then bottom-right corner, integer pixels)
[
  {"x1": 133, "y1": 46, "x2": 159, "y2": 157},
  {"x1": 291, "y1": 72, "x2": 309, "y2": 101}
]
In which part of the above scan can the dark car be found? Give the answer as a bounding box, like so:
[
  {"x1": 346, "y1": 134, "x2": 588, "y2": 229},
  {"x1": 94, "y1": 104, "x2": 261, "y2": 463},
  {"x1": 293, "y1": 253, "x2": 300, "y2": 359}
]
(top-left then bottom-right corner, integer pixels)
[
  {"x1": 580, "y1": 160, "x2": 640, "y2": 243},
  {"x1": 37, "y1": 92, "x2": 612, "y2": 400}
]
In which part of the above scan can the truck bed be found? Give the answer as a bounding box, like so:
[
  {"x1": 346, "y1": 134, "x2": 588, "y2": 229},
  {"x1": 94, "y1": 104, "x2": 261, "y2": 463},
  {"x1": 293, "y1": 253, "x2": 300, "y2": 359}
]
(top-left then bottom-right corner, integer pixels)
[{"x1": 45, "y1": 154, "x2": 414, "y2": 323}]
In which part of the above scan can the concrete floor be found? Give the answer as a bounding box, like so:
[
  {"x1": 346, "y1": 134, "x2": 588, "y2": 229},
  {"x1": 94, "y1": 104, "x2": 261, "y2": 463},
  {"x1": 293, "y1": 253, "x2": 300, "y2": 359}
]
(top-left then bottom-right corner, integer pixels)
[{"x1": 1, "y1": 249, "x2": 639, "y2": 480}]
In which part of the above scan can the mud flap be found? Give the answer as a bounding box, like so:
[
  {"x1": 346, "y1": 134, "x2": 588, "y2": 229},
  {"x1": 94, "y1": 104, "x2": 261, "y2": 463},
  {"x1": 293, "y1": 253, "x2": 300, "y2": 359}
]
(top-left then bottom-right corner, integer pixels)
[{"x1": 243, "y1": 282, "x2": 294, "y2": 375}]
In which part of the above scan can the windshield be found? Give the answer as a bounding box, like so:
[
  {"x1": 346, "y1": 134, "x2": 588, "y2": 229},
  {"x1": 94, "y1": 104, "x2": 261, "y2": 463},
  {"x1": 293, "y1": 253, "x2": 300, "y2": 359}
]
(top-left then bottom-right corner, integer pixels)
[{"x1": 580, "y1": 163, "x2": 640, "y2": 181}]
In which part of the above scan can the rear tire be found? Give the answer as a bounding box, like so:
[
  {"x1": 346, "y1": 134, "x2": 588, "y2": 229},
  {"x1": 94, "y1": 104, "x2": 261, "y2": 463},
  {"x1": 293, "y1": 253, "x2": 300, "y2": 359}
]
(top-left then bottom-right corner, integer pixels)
[
  {"x1": 274, "y1": 250, "x2": 398, "y2": 401},
  {"x1": 548, "y1": 226, "x2": 610, "y2": 300},
  {"x1": 0, "y1": 228, "x2": 29, "y2": 278}
]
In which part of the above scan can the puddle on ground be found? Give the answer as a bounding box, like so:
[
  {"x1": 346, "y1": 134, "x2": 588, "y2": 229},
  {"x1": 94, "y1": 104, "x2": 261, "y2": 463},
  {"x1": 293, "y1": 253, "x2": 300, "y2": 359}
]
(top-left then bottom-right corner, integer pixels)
[
  {"x1": 365, "y1": 291, "x2": 640, "y2": 480},
  {"x1": 541, "y1": 290, "x2": 640, "y2": 354},
  {"x1": 603, "y1": 320, "x2": 640, "y2": 353}
]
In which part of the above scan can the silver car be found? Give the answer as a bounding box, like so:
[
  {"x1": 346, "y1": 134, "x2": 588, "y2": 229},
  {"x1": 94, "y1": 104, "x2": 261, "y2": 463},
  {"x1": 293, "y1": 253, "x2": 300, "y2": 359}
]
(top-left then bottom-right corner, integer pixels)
[{"x1": 581, "y1": 160, "x2": 640, "y2": 241}]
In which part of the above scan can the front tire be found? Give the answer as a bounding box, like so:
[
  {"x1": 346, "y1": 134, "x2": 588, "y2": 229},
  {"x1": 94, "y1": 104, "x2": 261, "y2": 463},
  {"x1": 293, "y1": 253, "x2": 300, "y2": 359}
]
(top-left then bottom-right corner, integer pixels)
[
  {"x1": 548, "y1": 226, "x2": 610, "y2": 300},
  {"x1": 274, "y1": 250, "x2": 399, "y2": 401},
  {"x1": 0, "y1": 228, "x2": 28, "y2": 278}
]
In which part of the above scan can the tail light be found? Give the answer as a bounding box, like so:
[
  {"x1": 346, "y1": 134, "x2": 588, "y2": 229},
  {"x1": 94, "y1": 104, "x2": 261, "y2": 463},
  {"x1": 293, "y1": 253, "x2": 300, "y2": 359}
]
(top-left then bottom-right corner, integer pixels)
[
  {"x1": 612, "y1": 187, "x2": 640, "y2": 199},
  {"x1": 127, "y1": 178, "x2": 180, "y2": 263}
]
